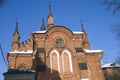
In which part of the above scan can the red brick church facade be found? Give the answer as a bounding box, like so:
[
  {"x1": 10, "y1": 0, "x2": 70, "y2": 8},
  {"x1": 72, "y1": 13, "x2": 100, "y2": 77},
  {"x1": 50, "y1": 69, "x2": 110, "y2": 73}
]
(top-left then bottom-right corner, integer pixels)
[{"x1": 3, "y1": 3, "x2": 104, "y2": 80}]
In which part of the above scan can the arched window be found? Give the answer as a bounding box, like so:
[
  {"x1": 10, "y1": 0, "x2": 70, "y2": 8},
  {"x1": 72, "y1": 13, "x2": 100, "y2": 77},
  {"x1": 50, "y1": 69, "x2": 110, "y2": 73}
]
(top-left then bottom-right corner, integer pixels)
[
  {"x1": 62, "y1": 50, "x2": 73, "y2": 73},
  {"x1": 50, "y1": 50, "x2": 60, "y2": 73},
  {"x1": 19, "y1": 66, "x2": 26, "y2": 71},
  {"x1": 17, "y1": 64, "x2": 27, "y2": 71}
]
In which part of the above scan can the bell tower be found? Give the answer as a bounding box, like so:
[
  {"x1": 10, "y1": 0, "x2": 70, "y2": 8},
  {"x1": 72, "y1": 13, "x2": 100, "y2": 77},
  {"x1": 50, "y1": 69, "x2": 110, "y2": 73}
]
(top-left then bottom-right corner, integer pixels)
[{"x1": 12, "y1": 18, "x2": 20, "y2": 51}]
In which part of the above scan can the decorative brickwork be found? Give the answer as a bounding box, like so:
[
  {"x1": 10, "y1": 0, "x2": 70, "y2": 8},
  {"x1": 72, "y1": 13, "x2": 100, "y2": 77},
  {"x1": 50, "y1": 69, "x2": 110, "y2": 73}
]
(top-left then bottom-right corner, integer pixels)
[{"x1": 4, "y1": 3, "x2": 104, "y2": 80}]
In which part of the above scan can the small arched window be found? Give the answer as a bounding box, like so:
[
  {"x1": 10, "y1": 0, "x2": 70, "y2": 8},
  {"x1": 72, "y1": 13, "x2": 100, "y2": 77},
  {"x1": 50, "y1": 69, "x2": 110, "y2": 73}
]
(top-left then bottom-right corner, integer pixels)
[{"x1": 19, "y1": 66, "x2": 26, "y2": 71}]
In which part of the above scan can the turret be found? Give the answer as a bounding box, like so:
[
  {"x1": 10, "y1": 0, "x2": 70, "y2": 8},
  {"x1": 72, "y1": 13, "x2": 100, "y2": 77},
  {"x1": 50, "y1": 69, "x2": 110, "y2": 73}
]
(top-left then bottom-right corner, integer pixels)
[{"x1": 12, "y1": 19, "x2": 20, "y2": 51}]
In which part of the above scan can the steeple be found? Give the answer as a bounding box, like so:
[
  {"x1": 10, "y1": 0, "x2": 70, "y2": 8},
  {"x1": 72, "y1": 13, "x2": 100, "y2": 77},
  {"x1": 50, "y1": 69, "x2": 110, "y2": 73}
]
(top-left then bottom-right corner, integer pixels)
[
  {"x1": 40, "y1": 18, "x2": 46, "y2": 31},
  {"x1": 47, "y1": 1, "x2": 54, "y2": 28},
  {"x1": 13, "y1": 18, "x2": 19, "y2": 36},
  {"x1": 47, "y1": 1, "x2": 53, "y2": 19},
  {"x1": 12, "y1": 18, "x2": 20, "y2": 51},
  {"x1": 81, "y1": 20, "x2": 87, "y2": 35}
]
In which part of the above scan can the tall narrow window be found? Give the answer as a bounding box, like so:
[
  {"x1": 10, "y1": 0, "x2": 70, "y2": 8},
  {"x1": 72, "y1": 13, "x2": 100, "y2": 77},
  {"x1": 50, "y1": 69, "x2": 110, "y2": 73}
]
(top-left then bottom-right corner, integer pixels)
[
  {"x1": 62, "y1": 50, "x2": 73, "y2": 73},
  {"x1": 52, "y1": 53, "x2": 58, "y2": 72},
  {"x1": 50, "y1": 50, "x2": 60, "y2": 73},
  {"x1": 63, "y1": 53, "x2": 70, "y2": 73}
]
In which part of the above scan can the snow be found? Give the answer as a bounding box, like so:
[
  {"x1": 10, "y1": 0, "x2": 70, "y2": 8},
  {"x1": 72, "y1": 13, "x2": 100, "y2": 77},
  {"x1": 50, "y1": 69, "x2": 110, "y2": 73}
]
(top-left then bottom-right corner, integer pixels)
[
  {"x1": 28, "y1": 70, "x2": 35, "y2": 72},
  {"x1": 9, "y1": 50, "x2": 33, "y2": 54},
  {"x1": 102, "y1": 62, "x2": 120, "y2": 68},
  {"x1": 73, "y1": 31, "x2": 84, "y2": 34},
  {"x1": 32, "y1": 30, "x2": 84, "y2": 34},
  {"x1": 81, "y1": 78, "x2": 89, "y2": 80},
  {"x1": 33, "y1": 30, "x2": 46, "y2": 33},
  {"x1": 84, "y1": 49, "x2": 103, "y2": 53}
]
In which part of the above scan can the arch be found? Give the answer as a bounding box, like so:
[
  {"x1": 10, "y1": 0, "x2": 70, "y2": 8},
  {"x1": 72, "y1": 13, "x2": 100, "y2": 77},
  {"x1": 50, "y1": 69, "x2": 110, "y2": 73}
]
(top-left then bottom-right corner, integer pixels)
[
  {"x1": 17, "y1": 63, "x2": 27, "y2": 71},
  {"x1": 50, "y1": 50, "x2": 60, "y2": 73},
  {"x1": 62, "y1": 50, "x2": 73, "y2": 73},
  {"x1": 46, "y1": 26, "x2": 73, "y2": 39}
]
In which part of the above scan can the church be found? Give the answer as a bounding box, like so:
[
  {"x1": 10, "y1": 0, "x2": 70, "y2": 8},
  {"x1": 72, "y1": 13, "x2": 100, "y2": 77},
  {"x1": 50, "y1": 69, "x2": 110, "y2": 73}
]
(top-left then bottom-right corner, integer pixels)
[{"x1": 3, "y1": 2, "x2": 104, "y2": 80}]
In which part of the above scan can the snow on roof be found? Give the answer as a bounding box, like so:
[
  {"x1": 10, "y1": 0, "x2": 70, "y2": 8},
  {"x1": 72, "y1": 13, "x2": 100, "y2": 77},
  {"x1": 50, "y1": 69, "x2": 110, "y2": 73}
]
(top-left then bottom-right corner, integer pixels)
[
  {"x1": 84, "y1": 49, "x2": 103, "y2": 53},
  {"x1": 81, "y1": 78, "x2": 89, "y2": 80},
  {"x1": 102, "y1": 62, "x2": 120, "y2": 68},
  {"x1": 33, "y1": 30, "x2": 46, "y2": 33},
  {"x1": 32, "y1": 30, "x2": 84, "y2": 34},
  {"x1": 73, "y1": 31, "x2": 84, "y2": 34},
  {"x1": 9, "y1": 50, "x2": 33, "y2": 54},
  {"x1": 28, "y1": 70, "x2": 35, "y2": 73}
]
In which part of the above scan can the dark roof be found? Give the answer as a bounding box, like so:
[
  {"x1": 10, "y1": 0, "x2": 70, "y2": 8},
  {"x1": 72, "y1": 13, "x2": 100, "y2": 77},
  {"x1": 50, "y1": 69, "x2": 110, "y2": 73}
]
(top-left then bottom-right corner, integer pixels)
[
  {"x1": 13, "y1": 19, "x2": 19, "y2": 36},
  {"x1": 81, "y1": 20, "x2": 87, "y2": 35},
  {"x1": 3, "y1": 70, "x2": 35, "y2": 75},
  {"x1": 40, "y1": 18, "x2": 46, "y2": 31},
  {"x1": 47, "y1": 1, "x2": 53, "y2": 19}
]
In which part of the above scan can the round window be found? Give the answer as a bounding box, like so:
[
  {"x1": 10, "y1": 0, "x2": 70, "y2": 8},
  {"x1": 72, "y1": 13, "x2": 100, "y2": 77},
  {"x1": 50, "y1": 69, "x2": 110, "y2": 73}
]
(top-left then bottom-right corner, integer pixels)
[{"x1": 55, "y1": 38, "x2": 64, "y2": 47}]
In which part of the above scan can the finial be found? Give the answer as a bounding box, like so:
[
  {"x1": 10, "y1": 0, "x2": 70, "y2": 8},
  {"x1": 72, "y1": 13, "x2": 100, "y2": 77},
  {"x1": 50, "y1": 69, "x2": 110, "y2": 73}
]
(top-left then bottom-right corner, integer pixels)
[
  {"x1": 40, "y1": 18, "x2": 46, "y2": 31},
  {"x1": 80, "y1": 20, "x2": 87, "y2": 35}
]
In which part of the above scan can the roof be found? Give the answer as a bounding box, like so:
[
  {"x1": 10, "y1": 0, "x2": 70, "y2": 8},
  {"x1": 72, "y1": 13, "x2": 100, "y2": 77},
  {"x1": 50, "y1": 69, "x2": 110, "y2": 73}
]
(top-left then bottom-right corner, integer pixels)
[
  {"x1": 3, "y1": 70, "x2": 35, "y2": 75},
  {"x1": 47, "y1": 1, "x2": 53, "y2": 19},
  {"x1": 102, "y1": 62, "x2": 120, "y2": 68},
  {"x1": 84, "y1": 49, "x2": 103, "y2": 53},
  {"x1": 33, "y1": 30, "x2": 83, "y2": 34},
  {"x1": 33, "y1": 30, "x2": 47, "y2": 33},
  {"x1": 40, "y1": 18, "x2": 46, "y2": 31},
  {"x1": 8, "y1": 50, "x2": 33, "y2": 54},
  {"x1": 33, "y1": 25, "x2": 84, "y2": 35},
  {"x1": 13, "y1": 20, "x2": 19, "y2": 36}
]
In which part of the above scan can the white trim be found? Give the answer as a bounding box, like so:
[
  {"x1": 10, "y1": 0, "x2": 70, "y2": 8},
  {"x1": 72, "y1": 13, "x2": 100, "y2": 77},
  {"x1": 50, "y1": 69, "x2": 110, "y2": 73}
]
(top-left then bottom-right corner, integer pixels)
[
  {"x1": 62, "y1": 50, "x2": 73, "y2": 73},
  {"x1": 50, "y1": 50, "x2": 60, "y2": 73}
]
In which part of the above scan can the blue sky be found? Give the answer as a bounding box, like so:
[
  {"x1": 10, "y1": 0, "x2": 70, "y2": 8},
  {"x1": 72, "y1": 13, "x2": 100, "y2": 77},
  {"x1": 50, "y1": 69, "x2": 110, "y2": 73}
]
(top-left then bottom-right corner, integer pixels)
[{"x1": 0, "y1": 0, "x2": 119, "y2": 79}]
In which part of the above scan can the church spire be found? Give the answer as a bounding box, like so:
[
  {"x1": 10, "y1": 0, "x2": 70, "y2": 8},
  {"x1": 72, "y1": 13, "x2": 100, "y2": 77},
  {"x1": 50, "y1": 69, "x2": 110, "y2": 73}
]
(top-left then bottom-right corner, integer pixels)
[
  {"x1": 47, "y1": 0, "x2": 54, "y2": 28},
  {"x1": 13, "y1": 18, "x2": 19, "y2": 36},
  {"x1": 47, "y1": 0, "x2": 53, "y2": 19},
  {"x1": 40, "y1": 18, "x2": 46, "y2": 31},
  {"x1": 12, "y1": 18, "x2": 20, "y2": 51},
  {"x1": 81, "y1": 20, "x2": 87, "y2": 35}
]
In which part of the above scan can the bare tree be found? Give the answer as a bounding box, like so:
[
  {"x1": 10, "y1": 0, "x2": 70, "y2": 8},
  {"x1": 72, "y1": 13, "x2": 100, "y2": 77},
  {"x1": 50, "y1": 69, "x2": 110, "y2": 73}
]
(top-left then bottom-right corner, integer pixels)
[
  {"x1": 102, "y1": 0, "x2": 120, "y2": 40},
  {"x1": 102, "y1": 0, "x2": 120, "y2": 15},
  {"x1": 0, "y1": 0, "x2": 5, "y2": 6},
  {"x1": 115, "y1": 56, "x2": 120, "y2": 64},
  {"x1": 102, "y1": 0, "x2": 120, "y2": 64}
]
